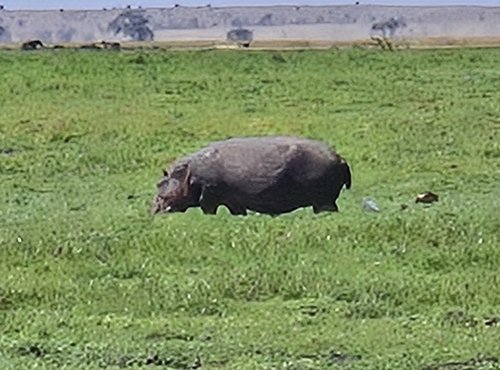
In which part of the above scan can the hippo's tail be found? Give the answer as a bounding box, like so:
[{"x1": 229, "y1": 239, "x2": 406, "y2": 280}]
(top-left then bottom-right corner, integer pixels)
[{"x1": 342, "y1": 159, "x2": 351, "y2": 190}]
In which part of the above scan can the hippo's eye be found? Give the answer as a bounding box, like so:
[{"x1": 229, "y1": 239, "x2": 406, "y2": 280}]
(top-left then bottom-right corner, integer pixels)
[
  {"x1": 157, "y1": 178, "x2": 169, "y2": 188},
  {"x1": 165, "y1": 178, "x2": 180, "y2": 192}
]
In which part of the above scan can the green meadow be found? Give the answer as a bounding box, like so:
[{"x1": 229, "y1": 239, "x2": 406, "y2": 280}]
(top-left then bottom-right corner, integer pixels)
[{"x1": 0, "y1": 47, "x2": 499, "y2": 369}]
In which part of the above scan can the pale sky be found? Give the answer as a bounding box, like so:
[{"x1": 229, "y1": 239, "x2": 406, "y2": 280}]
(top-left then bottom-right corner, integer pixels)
[{"x1": 1, "y1": 0, "x2": 499, "y2": 10}]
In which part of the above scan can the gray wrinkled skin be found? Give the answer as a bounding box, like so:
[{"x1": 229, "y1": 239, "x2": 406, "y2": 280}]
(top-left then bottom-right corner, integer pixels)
[{"x1": 151, "y1": 136, "x2": 351, "y2": 216}]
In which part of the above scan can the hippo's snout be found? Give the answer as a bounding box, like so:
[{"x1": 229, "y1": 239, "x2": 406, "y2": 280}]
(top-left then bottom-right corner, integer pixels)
[{"x1": 151, "y1": 197, "x2": 173, "y2": 215}]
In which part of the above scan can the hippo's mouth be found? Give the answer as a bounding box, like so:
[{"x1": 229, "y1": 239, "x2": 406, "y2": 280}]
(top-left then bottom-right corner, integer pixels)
[
  {"x1": 151, "y1": 205, "x2": 172, "y2": 214},
  {"x1": 151, "y1": 197, "x2": 171, "y2": 214},
  {"x1": 161, "y1": 205, "x2": 173, "y2": 213},
  {"x1": 151, "y1": 201, "x2": 190, "y2": 214}
]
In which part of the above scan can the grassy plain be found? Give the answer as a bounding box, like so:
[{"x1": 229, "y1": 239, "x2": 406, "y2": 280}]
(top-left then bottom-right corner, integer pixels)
[{"x1": 0, "y1": 47, "x2": 499, "y2": 369}]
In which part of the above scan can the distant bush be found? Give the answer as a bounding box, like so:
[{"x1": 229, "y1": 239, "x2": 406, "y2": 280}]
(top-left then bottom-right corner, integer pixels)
[
  {"x1": 108, "y1": 10, "x2": 154, "y2": 41},
  {"x1": 0, "y1": 25, "x2": 11, "y2": 42}
]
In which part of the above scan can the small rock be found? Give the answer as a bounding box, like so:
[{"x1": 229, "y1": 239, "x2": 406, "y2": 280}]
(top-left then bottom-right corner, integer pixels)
[
  {"x1": 362, "y1": 197, "x2": 380, "y2": 212},
  {"x1": 484, "y1": 317, "x2": 500, "y2": 327},
  {"x1": 1, "y1": 147, "x2": 15, "y2": 155},
  {"x1": 145, "y1": 354, "x2": 160, "y2": 365},
  {"x1": 328, "y1": 351, "x2": 362, "y2": 365},
  {"x1": 416, "y1": 191, "x2": 439, "y2": 204},
  {"x1": 192, "y1": 355, "x2": 202, "y2": 369}
]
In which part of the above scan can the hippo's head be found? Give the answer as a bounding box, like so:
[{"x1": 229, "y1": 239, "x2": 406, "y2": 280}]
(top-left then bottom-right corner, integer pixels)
[{"x1": 150, "y1": 163, "x2": 199, "y2": 214}]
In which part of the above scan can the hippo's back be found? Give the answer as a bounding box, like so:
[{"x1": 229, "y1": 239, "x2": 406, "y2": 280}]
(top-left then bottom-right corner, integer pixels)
[{"x1": 185, "y1": 136, "x2": 342, "y2": 195}]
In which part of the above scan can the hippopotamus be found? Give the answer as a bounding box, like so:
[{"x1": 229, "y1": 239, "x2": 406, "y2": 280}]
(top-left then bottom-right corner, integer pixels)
[{"x1": 151, "y1": 136, "x2": 351, "y2": 216}]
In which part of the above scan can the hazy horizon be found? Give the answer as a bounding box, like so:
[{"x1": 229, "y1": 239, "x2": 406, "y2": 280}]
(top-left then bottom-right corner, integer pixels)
[{"x1": 1, "y1": 0, "x2": 499, "y2": 10}]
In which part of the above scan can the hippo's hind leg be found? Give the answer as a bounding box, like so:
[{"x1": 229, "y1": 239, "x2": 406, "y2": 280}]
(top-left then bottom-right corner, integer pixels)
[
  {"x1": 313, "y1": 202, "x2": 338, "y2": 213},
  {"x1": 313, "y1": 184, "x2": 344, "y2": 213}
]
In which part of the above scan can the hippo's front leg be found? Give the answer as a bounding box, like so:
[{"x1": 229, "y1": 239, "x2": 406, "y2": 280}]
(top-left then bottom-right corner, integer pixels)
[
  {"x1": 225, "y1": 202, "x2": 248, "y2": 216},
  {"x1": 199, "y1": 186, "x2": 220, "y2": 215}
]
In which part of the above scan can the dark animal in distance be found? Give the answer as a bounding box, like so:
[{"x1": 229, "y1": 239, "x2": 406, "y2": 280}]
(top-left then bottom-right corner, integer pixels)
[
  {"x1": 80, "y1": 41, "x2": 121, "y2": 50},
  {"x1": 151, "y1": 136, "x2": 351, "y2": 216},
  {"x1": 21, "y1": 40, "x2": 45, "y2": 50},
  {"x1": 102, "y1": 41, "x2": 121, "y2": 50}
]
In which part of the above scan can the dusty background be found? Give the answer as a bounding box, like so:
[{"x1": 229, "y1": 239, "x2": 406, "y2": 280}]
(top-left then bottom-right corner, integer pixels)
[{"x1": 1, "y1": 5, "x2": 500, "y2": 46}]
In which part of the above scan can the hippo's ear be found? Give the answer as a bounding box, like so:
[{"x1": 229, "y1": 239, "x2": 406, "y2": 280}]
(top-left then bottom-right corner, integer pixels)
[
  {"x1": 163, "y1": 169, "x2": 169, "y2": 177},
  {"x1": 180, "y1": 166, "x2": 191, "y2": 197},
  {"x1": 171, "y1": 163, "x2": 189, "y2": 180},
  {"x1": 170, "y1": 164, "x2": 191, "y2": 196}
]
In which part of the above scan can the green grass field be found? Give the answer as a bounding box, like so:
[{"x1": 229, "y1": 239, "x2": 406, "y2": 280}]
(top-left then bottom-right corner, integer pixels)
[{"x1": 0, "y1": 47, "x2": 499, "y2": 369}]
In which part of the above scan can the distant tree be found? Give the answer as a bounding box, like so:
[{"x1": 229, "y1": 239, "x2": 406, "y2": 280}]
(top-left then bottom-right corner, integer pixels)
[
  {"x1": 227, "y1": 29, "x2": 254, "y2": 48},
  {"x1": 370, "y1": 17, "x2": 406, "y2": 50},
  {"x1": 108, "y1": 10, "x2": 154, "y2": 41}
]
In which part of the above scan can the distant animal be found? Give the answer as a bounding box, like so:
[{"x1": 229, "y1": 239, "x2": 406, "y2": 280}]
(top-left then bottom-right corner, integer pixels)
[
  {"x1": 80, "y1": 43, "x2": 102, "y2": 50},
  {"x1": 151, "y1": 136, "x2": 352, "y2": 216},
  {"x1": 108, "y1": 42, "x2": 121, "y2": 50},
  {"x1": 101, "y1": 41, "x2": 121, "y2": 50},
  {"x1": 21, "y1": 40, "x2": 45, "y2": 50},
  {"x1": 79, "y1": 41, "x2": 121, "y2": 51}
]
